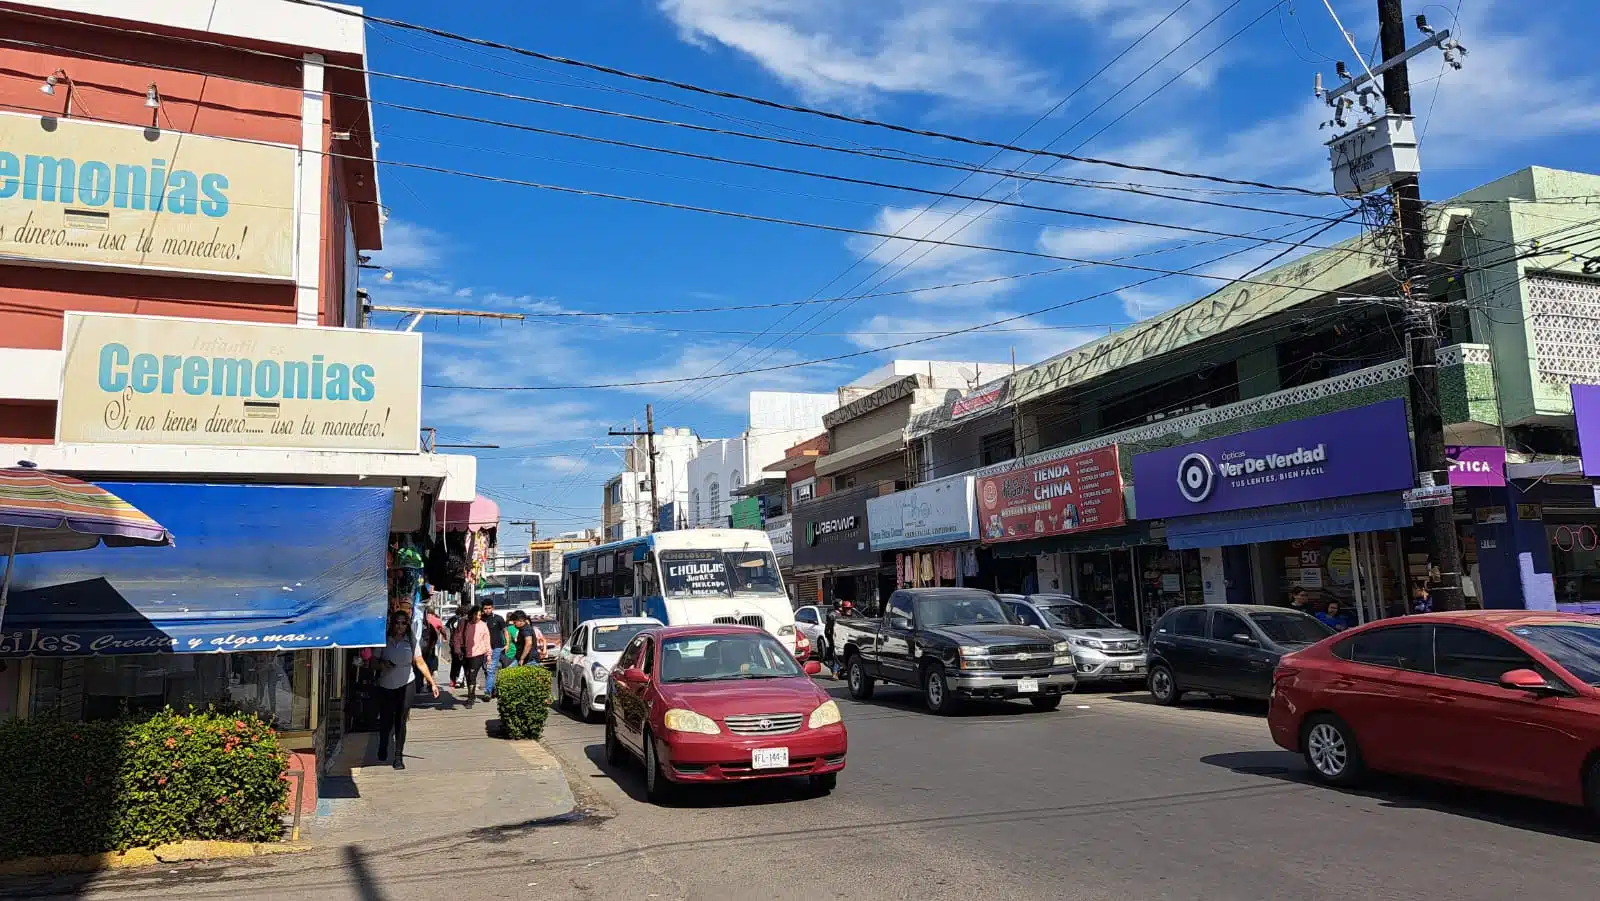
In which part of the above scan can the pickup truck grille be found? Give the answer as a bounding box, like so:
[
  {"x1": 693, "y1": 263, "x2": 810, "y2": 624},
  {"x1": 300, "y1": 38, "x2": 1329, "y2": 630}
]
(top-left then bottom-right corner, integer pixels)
[
  {"x1": 723, "y1": 713, "x2": 803, "y2": 736},
  {"x1": 986, "y1": 644, "x2": 1055, "y2": 671}
]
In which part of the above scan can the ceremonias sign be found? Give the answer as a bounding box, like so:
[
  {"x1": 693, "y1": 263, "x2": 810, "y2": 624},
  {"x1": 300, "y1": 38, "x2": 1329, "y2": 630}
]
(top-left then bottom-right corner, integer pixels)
[{"x1": 57, "y1": 312, "x2": 422, "y2": 452}]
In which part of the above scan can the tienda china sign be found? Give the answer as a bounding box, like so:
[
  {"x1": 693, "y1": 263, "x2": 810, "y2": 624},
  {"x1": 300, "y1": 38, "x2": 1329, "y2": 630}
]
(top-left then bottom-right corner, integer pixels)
[
  {"x1": 1132, "y1": 399, "x2": 1415, "y2": 520},
  {"x1": 976, "y1": 447, "x2": 1126, "y2": 543}
]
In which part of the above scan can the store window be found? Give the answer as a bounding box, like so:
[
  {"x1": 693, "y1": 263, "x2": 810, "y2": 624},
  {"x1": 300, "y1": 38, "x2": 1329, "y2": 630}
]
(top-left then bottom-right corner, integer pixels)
[
  {"x1": 29, "y1": 651, "x2": 315, "y2": 731},
  {"x1": 1549, "y1": 522, "x2": 1600, "y2": 605},
  {"x1": 1137, "y1": 546, "x2": 1203, "y2": 631}
]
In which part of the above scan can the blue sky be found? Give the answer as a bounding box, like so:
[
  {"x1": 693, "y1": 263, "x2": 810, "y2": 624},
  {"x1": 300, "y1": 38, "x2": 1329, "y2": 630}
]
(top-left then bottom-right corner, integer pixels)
[{"x1": 358, "y1": 0, "x2": 1600, "y2": 541}]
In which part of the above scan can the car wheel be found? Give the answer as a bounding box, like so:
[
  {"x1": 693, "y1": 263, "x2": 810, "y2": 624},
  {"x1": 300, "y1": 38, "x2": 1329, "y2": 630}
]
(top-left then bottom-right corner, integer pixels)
[
  {"x1": 1148, "y1": 664, "x2": 1183, "y2": 706},
  {"x1": 847, "y1": 655, "x2": 875, "y2": 700},
  {"x1": 644, "y1": 734, "x2": 675, "y2": 805},
  {"x1": 578, "y1": 682, "x2": 595, "y2": 724},
  {"x1": 604, "y1": 713, "x2": 626, "y2": 767},
  {"x1": 809, "y1": 772, "x2": 838, "y2": 796},
  {"x1": 1029, "y1": 695, "x2": 1062, "y2": 712},
  {"x1": 1302, "y1": 714, "x2": 1366, "y2": 787},
  {"x1": 923, "y1": 663, "x2": 959, "y2": 715}
]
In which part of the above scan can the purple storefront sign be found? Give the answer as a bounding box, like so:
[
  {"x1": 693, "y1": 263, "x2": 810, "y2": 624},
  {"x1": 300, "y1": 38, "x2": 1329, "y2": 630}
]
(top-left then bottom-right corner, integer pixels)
[
  {"x1": 1574, "y1": 384, "x2": 1600, "y2": 478},
  {"x1": 1446, "y1": 446, "x2": 1506, "y2": 487},
  {"x1": 1132, "y1": 398, "x2": 1415, "y2": 520}
]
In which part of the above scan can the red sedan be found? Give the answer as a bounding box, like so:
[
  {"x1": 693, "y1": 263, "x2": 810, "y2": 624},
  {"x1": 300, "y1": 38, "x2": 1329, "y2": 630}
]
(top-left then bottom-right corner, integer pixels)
[
  {"x1": 604, "y1": 624, "x2": 847, "y2": 804},
  {"x1": 1269, "y1": 611, "x2": 1600, "y2": 815}
]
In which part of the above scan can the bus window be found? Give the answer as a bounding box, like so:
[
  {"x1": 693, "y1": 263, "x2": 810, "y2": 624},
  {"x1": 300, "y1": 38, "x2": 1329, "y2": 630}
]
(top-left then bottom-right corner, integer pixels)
[
  {"x1": 639, "y1": 553, "x2": 661, "y2": 598},
  {"x1": 579, "y1": 555, "x2": 597, "y2": 600},
  {"x1": 616, "y1": 550, "x2": 634, "y2": 598}
]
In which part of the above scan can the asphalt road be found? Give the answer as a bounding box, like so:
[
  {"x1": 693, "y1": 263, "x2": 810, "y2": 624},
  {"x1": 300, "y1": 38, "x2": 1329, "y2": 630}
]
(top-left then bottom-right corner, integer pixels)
[{"x1": 12, "y1": 680, "x2": 1600, "y2": 901}]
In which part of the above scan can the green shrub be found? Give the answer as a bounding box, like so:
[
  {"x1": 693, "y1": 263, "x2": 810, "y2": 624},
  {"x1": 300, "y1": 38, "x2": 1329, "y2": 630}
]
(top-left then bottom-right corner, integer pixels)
[
  {"x1": 0, "y1": 709, "x2": 289, "y2": 860},
  {"x1": 496, "y1": 664, "x2": 552, "y2": 739}
]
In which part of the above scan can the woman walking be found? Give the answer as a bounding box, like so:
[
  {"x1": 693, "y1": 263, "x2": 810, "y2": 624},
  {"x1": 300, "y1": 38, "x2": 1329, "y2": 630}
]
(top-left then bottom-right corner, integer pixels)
[
  {"x1": 452, "y1": 605, "x2": 491, "y2": 708},
  {"x1": 376, "y1": 612, "x2": 439, "y2": 769}
]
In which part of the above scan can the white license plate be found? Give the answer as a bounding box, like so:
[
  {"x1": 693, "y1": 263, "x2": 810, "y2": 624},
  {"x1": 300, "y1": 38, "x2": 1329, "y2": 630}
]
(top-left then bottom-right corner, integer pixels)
[
  {"x1": 1017, "y1": 678, "x2": 1039, "y2": 693},
  {"x1": 1118, "y1": 663, "x2": 1137, "y2": 672},
  {"x1": 752, "y1": 747, "x2": 789, "y2": 770}
]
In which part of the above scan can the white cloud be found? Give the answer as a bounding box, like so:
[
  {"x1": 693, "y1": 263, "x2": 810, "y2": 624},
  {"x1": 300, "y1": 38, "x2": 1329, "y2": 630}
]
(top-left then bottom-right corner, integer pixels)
[
  {"x1": 370, "y1": 220, "x2": 447, "y2": 271},
  {"x1": 1116, "y1": 287, "x2": 1186, "y2": 321},
  {"x1": 616, "y1": 342, "x2": 847, "y2": 414},
  {"x1": 1037, "y1": 223, "x2": 1176, "y2": 259},
  {"x1": 846, "y1": 309, "x2": 1102, "y2": 367}
]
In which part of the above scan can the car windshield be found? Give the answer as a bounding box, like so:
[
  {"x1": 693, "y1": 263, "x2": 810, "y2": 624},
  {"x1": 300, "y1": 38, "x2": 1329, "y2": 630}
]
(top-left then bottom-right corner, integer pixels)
[
  {"x1": 1249, "y1": 611, "x2": 1334, "y2": 645},
  {"x1": 1513, "y1": 624, "x2": 1600, "y2": 686},
  {"x1": 533, "y1": 621, "x2": 560, "y2": 637},
  {"x1": 659, "y1": 634, "x2": 806, "y2": 683},
  {"x1": 914, "y1": 593, "x2": 1011, "y2": 627},
  {"x1": 660, "y1": 549, "x2": 784, "y2": 597},
  {"x1": 592, "y1": 622, "x2": 654, "y2": 652},
  {"x1": 1039, "y1": 602, "x2": 1118, "y2": 630},
  {"x1": 726, "y1": 551, "x2": 784, "y2": 594}
]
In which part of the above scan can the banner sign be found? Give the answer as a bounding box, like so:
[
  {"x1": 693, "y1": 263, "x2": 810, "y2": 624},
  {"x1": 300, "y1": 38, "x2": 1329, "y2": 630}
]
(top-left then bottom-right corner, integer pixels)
[
  {"x1": 766, "y1": 514, "x2": 793, "y2": 558},
  {"x1": 0, "y1": 483, "x2": 392, "y2": 657},
  {"x1": 0, "y1": 112, "x2": 297, "y2": 279},
  {"x1": 951, "y1": 380, "x2": 1008, "y2": 420},
  {"x1": 1446, "y1": 446, "x2": 1506, "y2": 487},
  {"x1": 1132, "y1": 399, "x2": 1414, "y2": 520},
  {"x1": 58, "y1": 312, "x2": 422, "y2": 452},
  {"x1": 976, "y1": 447, "x2": 1126, "y2": 543},
  {"x1": 868, "y1": 475, "x2": 977, "y2": 551},
  {"x1": 1574, "y1": 384, "x2": 1600, "y2": 478}
]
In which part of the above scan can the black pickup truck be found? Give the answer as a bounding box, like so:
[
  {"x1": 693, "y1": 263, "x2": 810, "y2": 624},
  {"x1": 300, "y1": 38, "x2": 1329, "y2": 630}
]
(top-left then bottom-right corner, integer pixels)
[{"x1": 834, "y1": 587, "x2": 1076, "y2": 714}]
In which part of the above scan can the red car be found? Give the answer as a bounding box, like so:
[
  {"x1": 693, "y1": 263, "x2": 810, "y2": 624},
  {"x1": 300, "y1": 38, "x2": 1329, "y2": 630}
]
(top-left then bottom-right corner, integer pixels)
[
  {"x1": 1269, "y1": 611, "x2": 1600, "y2": 815},
  {"x1": 604, "y1": 624, "x2": 846, "y2": 804}
]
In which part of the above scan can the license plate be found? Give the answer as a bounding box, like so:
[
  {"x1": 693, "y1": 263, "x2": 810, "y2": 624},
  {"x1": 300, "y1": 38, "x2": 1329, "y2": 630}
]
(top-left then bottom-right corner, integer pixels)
[
  {"x1": 752, "y1": 747, "x2": 789, "y2": 770},
  {"x1": 1017, "y1": 678, "x2": 1039, "y2": 694},
  {"x1": 1118, "y1": 663, "x2": 1137, "y2": 672}
]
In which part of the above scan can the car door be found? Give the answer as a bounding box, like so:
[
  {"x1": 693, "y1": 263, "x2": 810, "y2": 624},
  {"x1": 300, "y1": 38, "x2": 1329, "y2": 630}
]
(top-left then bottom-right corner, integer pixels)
[
  {"x1": 558, "y1": 625, "x2": 583, "y2": 697},
  {"x1": 610, "y1": 636, "x2": 650, "y2": 752},
  {"x1": 1153, "y1": 607, "x2": 1212, "y2": 690},
  {"x1": 794, "y1": 606, "x2": 823, "y2": 646},
  {"x1": 877, "y1": 591, "x2": 918, "y2": 685},
  {"x1": 1426, "y1": 625, "x2": 1589, "y2": 801},
  {"x1": 568, "y1": 625, "x2": 592, "y2": 697},
  {"x1": 1206, "y1": 610, "x2": 1271, "y2": 697},
  {"x1": 1323, "y1": 624, "x2": 1437, "y2": 775}
]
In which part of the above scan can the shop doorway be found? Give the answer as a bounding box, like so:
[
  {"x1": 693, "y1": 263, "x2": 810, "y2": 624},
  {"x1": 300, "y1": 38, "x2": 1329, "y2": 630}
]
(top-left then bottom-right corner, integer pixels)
[{"x1": 1071, "y1": 550, "x2": 1140, "y2": 631}]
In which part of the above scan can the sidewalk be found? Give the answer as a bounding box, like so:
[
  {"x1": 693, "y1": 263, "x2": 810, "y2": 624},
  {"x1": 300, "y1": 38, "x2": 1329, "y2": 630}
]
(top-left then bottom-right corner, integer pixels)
[{"x1": 306, "y1": 685, "x2": 576, "y2": 848}]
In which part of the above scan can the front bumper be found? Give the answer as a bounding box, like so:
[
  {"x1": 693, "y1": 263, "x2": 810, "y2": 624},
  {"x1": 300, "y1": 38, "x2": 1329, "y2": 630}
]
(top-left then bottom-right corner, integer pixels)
[
  {"x1": 948, "y1": 667, "x2": 1077, "y2": 698},
  {"x1": 1072, "y1": 652, "x2": 1148, "y2": 682},
  {"x1": 659, "y1": 724, "x2": 848, "y2": 783}
]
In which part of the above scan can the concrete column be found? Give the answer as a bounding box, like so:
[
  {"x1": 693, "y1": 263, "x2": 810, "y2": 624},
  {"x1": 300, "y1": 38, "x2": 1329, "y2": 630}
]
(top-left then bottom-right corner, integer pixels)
[{"x1": 295, "y1": 53, "x2": 326, "y2": 325}]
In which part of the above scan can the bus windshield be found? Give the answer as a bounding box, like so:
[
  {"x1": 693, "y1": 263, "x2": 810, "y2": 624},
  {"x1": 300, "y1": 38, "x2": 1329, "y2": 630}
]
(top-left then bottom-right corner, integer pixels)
[{"x1": 660, "y1": 549, "x2": 783, "y2": 597}]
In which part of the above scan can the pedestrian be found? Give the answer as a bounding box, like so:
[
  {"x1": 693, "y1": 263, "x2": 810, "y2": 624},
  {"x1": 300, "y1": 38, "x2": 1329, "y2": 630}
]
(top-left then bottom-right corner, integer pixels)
[
  {"x1": 446, "y1": 602, "x2": 468, "y2": 688},
  {"x1": 452, "y1": 605, "x2": 491, "y2": 708},
  {"x1": 826, "y1": 599, "x2": 855, "y2": 678},
  {"x1": 1315, "y1": 601, "x2": 1352, "y2": 632},
  {"x1": 417, "y1": 610, "x2": 443, "y2": 695},
  {"x1": 481, "y1": 600, "x2": 508, "y2": 700},
  {"x1": 376, "y1": 612, "x2": 439, "y2": 769},
  {"x1": 1288, "y1": 587, "x2": 1311, "y2": 612},
  {"x1": 509, "y1": 611, "x2": 539, "y2": 667},
  {"x1": 1412, "y1": 581, "x2": 1434, "y2": 614}
]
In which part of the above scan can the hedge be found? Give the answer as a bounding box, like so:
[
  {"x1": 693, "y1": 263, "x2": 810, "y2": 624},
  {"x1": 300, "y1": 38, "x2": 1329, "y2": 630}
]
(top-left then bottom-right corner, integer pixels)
[
  {"x1": 0, "y1": 710, "x2": 289, "y2": 860},
  {"x1": 497, "y1": 664, "x2": 552, "y2": 739}
]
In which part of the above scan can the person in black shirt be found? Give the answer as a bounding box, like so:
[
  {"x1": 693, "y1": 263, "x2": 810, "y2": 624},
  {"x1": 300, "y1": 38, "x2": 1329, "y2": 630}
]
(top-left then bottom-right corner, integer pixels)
[
  {"x1": 509, "y1": 611, "x2": 539, "y2": 667},
  {"x1": 481, "y1": 600, "x2": 507, "y2": 699}
]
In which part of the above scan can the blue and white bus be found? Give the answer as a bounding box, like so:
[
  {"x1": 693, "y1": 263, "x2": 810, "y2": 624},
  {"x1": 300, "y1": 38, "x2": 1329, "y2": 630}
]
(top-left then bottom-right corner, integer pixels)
[{"x1": 559, "y1": 529, "x2": 798, "y2": 652}]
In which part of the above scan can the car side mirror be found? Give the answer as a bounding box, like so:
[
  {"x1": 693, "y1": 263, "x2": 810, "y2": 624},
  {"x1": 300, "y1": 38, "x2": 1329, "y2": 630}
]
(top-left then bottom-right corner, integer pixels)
[
  {"x1": 1232, "y1": 633, "x2": 1259, "y2": 647},
  {"x1": 803, "y1": 661, "x2": 822, "y2": 676},
  {"x1": 619, "y1": 666, "x2": 648, "y2": 685},
  {"x1": 889, "y1": 615, "x2": 912, "y2": 630},
  {"x1": 1499, "y1": 668, "x2": 1560, "y2": 695}
]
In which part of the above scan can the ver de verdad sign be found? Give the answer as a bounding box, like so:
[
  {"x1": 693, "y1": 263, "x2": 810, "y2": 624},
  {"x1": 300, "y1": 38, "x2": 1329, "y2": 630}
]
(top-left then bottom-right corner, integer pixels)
[
  {"x1": 975, "y1": 446, "x2": 1126, "y2": 543},
  {"x1": 57, "y1": 312, "x2": 422, "y2": 452},
  {"x1": 1131, "y1": 398, "x2": 1415, "y2": 520}
]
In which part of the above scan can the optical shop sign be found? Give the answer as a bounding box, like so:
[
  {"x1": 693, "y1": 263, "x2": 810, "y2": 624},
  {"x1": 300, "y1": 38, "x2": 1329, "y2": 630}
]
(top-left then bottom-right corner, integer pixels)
[
  {"x1": 58, "y1": 313, "x2": 422, "y2": 452},
  {"x1": 0, "y1": 113, "x2": 296, "y2": 279},
  {"x1": 1133, "y1": 398, "x2": 1415, "y2": 520}
]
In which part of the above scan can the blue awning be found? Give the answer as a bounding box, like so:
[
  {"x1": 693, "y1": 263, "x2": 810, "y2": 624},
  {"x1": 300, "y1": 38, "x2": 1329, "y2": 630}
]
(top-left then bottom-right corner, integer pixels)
[
  {"x1": 0, "y1": 482, "x2": 393, "y2": 657},
  {"x1": 1163, "y1": 491, "x2": 1412, "y2": 550}
]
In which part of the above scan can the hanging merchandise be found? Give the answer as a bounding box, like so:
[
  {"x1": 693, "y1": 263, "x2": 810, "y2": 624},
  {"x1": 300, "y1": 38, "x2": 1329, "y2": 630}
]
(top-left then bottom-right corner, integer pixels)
[
  {"x1": 939, "y1": 550, "x2": 956, "y2": 582},
  {"x1": 919, "y1": 553, "x2": 935, "y2": 585},
  {"x1": 964, "y1": 547, "x2": 979, "y2": 578}
]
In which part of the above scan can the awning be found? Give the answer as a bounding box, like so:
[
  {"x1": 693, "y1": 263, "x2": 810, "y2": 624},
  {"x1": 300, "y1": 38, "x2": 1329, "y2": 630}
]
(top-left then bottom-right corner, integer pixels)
[
  {"x1": 990, "y1": 523, "x2": 1158, "y2": 558},
  {"x1": 434, "y1": 495, "x2": 499, "y2": 530},
  {"x1": 814, "y1": 432, "x2": 905, "y2": 477},
  {"x1": 0, "y1": 482, "x2": 394, "y2": 657},
  {"x1": 1163, "y1": 491, "x2": 1412, "y2": 550}
]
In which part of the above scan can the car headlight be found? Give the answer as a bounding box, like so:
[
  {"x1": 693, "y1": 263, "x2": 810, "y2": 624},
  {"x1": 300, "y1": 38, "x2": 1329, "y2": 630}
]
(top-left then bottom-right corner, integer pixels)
[
  {"x1": 958, "y1": 646, "x2": 990, "y2": 670},
  {"x1": 1053, "y1": 641, "x2": 1071, "y2": 654},
  {"x1": 1079, "y1": 637, "x2": 1109, "y2": 650},
  {"x1": 590, "y1": 662, "x2": 609, "y2": 682},
  {"x1": 959, "y1": 646, "x2": 989, "y2": 657},
  {"x1": 777, "y1": 624, "x2": 796, "y2": 637},
  {"x1": 808, "y1": 700, "x2": 842, "y2": 729},
  {"x1": 662, "y1": 709, "x2": 720, "y2": 735}
]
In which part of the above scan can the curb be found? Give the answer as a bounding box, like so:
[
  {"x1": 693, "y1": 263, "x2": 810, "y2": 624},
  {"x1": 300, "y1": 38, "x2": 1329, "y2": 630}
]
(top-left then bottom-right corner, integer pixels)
[{"x1": 0, "y1": 840, "x2": 311, "y2": 877}]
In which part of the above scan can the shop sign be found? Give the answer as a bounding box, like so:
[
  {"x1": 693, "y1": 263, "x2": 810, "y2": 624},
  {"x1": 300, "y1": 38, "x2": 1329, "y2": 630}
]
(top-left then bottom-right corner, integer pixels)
[
  {"x1": 951, "y1": 380, "x2": 1008, "y2": 420},
  {"x1": 1574, "y1": 384, "x2": 1600, "y2": 478},
  {"x1": 0, "y1": 112, "x2": 297, "y2": 280},
  {"x1": 1404, "y1": 485, "x2": 1453, "y2": 509},
  {"x1": 1132, "y1": 399, "x2": 1414, "y2": 520},
  {"x1": 766, "y1": 514, "x2": 793, "y2": 558},
  {"x1": 730, "y1": 496, "x2": 763, "y2": 529},
  {"x1": 867, "y1": 475, "x2": 977, "y2": 551},
  {"x1": 976, "y1": 447, "x2": 1126, "y2": 544},
  {"x1": 792, "y1": 490, "x2": 874, "y2": 569},
  {"x1": 1446, "y1": 446, "x2": 1506, "y2": 486},
  {"x1": 823, "y1": 375, "x2": 921, "y2": 429},
  {"x1": 57, "y1": 312, "x2": 422, "y2": 452}
]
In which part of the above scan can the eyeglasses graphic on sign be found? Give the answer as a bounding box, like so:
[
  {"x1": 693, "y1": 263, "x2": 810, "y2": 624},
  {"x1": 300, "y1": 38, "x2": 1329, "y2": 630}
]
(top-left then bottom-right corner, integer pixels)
[{"x1": 1177, "y1": 453, "x2": 1216, "y2": 503}]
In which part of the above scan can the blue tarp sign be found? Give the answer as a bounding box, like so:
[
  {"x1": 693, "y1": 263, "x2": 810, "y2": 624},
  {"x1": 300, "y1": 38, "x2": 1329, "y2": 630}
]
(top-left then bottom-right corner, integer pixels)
[{"x1": 0, "y1": 482, "x2": 393, "y2": 657}]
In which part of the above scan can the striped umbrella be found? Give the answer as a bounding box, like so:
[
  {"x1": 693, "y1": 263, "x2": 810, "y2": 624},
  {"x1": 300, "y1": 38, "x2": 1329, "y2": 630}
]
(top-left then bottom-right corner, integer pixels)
[{"x1": 0, "y1": 464, "x2": 175, "y2": 629}]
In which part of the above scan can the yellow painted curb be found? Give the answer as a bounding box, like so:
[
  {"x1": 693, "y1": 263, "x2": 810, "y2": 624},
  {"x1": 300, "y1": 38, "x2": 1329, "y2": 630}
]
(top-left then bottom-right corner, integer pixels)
[{"x1": 0, "y1": 841, "x2": 310, "y2": 876}]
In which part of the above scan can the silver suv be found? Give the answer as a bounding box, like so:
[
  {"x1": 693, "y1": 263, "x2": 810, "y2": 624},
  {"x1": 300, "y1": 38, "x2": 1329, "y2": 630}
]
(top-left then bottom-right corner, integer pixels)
[{"x1": 999, "y1": 594, "x2": 1147, "y2": 685}]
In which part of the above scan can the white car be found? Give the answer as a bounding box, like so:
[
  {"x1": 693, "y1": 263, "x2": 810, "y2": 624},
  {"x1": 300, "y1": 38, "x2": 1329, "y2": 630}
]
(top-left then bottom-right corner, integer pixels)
[
  {"x1": 794, "y1": 604, "x2": 828, "y2": 659},
  {"x1": 555, "y1": 617, "x2": 661, "y2": 722}
]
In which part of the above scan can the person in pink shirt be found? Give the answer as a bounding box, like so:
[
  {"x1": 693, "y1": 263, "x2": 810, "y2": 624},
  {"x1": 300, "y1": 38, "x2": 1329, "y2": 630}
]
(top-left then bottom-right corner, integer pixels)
[{"x1": 451, "y1": 605, "x2": 491, "y2": 708}]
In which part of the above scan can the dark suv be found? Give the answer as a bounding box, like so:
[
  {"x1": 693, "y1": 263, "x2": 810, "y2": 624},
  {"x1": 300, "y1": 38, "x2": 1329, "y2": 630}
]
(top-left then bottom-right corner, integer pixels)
[{"x1": 1146, "y1": 604, "x2": 1333, "y2": 705}]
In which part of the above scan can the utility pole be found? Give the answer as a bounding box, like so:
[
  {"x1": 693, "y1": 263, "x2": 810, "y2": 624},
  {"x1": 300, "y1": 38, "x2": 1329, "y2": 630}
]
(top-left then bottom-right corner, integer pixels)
[
  {"x1": 608, "y1": 405, "x2": 659, "y2": 533},
  {"x1": 1377, "y1": 0, "x2": 1463, "y2": 610}
]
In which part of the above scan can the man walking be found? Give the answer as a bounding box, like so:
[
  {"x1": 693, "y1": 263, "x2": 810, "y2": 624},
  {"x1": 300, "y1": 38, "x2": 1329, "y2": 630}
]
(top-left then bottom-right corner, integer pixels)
[
  {"x1": 481, "y1": 600, "x2": 508, "y2": 699},
  {"x1": 509, "y1": 611, "x2": 539, "y2": 668}
]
